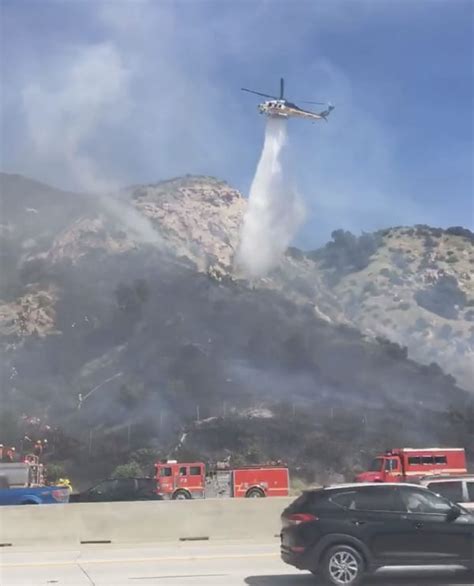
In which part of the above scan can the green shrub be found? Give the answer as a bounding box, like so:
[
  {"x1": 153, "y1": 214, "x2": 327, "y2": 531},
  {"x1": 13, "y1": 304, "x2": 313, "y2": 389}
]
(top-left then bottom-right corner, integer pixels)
[{"x1": 111, "y1": 461, "x2": 144, "y2": 478}]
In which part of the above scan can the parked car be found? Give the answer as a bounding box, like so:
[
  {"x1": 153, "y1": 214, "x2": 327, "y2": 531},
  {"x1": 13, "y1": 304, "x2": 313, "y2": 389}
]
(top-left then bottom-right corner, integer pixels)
[
  {"x1": 419, "y1": 475, "x2": 474, "y2": 510},
  {"x1": 281, "y1": 483, "x2": 474, "y2": 586},
  {"x1": 69, "y1": 477, "x2": 163, "y2": 503}
]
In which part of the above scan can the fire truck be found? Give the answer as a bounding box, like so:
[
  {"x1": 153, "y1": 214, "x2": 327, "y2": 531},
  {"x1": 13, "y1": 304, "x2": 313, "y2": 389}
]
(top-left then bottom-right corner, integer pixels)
[
  {"x1": 355, "y1": 447, "x2": 467, "y2": 483},
  {"x1": 154, "y1": 460, "x2": 290, "y2": 500},
  {"x1": 0, "y1": 458, "x2": 69, "y2": 505}
]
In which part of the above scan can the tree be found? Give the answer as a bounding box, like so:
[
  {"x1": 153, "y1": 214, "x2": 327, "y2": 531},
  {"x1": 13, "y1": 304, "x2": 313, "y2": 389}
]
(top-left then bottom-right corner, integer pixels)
[
  {"x1": 319, "y1": 229, "x2": 382, "y2": 273},
  {"x1": 111, "y1": 461, "x2": 144, "y2": 478}
]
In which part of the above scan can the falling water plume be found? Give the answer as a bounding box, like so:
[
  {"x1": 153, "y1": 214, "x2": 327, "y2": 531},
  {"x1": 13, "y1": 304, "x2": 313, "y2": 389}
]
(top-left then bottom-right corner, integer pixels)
[{"x1": 236, "y1": 116, "x2": 304, "y2": 278}]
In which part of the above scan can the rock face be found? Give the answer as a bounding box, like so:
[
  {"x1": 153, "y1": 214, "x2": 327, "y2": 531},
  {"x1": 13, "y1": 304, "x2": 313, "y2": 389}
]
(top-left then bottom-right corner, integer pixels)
[
  {"x1": 0, "y1": 172, "x2": 473, "y2": 483},
  {"x1": 0, "y1": 287, "x2": 58, "y2": 338},
  {"x1": 47, "y1": 216, "x2": 137, "y2": 264},
  {"x1": 130, "y1": 176, "x2": 246, "y2": 271}
]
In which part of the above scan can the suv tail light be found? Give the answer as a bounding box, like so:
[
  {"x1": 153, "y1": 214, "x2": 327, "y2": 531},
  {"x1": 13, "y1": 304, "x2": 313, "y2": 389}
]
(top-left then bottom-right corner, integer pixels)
[{"x1": 284, "y1": 513, "x2": 318, "y2": 526}]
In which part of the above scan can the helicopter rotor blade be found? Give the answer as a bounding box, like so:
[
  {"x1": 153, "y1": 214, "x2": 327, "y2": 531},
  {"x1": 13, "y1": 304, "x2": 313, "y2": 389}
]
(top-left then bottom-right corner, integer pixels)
[
  {"x1": 280, "y1": 77, "x2": 285, "y2": 100},
  {"x1": 299, "y1": 100, "x2": 329, "y2": 105},
  {"x1": 241, "y1": 88, "x2": 278, "y2": 99}
]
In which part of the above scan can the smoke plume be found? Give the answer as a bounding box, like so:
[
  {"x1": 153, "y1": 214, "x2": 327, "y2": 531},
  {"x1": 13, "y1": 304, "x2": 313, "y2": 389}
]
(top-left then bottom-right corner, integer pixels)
[
  {"x1": 21, "y1": 42, "x2": 162, "y2": 247},
  {"x1": 237, "y1": 117, "x2": 305, "y2": 278}
]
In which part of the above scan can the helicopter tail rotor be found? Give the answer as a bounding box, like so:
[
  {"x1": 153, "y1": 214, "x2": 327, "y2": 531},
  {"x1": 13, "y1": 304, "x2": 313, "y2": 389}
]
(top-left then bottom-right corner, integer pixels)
[{"x1": 280, "y1": 77, "x2": 285, "y2": 100}]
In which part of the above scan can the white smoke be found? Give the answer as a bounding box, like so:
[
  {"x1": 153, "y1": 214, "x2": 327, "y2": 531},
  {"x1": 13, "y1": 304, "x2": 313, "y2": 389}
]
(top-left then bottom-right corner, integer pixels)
[
  {"x1": 21, "y1": 42, "x2": 162, "y2": 247},
  {"x1": 236, "y1": 117, "x2": 305, "y2": 278},
  {"x1": 100, "y1": 195, "x2": 162, "y2": 246}
]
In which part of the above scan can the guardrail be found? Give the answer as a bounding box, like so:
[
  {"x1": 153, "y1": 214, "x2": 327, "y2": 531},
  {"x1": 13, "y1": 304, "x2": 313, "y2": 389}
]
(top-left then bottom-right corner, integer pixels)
[{"x1": 0, "y1": 497, "x2": 294, "y2": 547}]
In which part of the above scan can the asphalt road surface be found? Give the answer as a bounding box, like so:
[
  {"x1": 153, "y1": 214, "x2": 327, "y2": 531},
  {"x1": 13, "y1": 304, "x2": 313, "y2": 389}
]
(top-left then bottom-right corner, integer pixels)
[{"x1": 1, "y1": 541, "x2": 473, "y2": 586}]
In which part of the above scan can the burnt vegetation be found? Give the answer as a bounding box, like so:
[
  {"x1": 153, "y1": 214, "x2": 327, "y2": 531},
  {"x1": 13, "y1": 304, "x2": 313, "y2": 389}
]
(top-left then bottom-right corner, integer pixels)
[
  {"x1": 415, "y1": 275, "x2": 467, "y2": 319},
  {"x1": 307, "y1": 229, "x2": 383, "y2": 277},
  {"x1": 3, "y1": 247, "x2": 472, "y2": 485}
]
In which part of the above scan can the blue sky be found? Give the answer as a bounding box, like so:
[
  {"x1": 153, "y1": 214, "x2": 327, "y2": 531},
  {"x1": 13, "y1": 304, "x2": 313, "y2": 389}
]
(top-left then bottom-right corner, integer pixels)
[{"x1": 1, "y1": 0, "x2": 473, "y2": 247}]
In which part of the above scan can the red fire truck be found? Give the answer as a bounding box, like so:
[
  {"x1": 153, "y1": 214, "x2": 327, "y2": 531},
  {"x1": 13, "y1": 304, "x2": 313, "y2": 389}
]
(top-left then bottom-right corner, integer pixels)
[
  {"x1": 154, "y1": 460, "x2": 290, "y2": 500},
  {"x1": 355, "y1": 447, "x2": 467, "y2": 483}
]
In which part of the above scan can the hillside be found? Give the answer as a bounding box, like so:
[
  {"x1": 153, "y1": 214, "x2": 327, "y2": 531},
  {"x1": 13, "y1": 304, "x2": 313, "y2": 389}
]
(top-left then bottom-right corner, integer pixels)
[
  {"x1": 285, "y1": 226, "x2": 474, "y2": 391},
  {"x1": 0, "y1": 172, "x2": 472, "y2": 485}
]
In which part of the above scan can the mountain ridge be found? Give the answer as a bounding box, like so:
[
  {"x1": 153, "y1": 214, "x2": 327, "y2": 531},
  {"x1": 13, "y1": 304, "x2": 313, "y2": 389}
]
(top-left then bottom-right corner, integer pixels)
[{"x1": 1, "y1": 172, "x2": 472, "y2": 483}]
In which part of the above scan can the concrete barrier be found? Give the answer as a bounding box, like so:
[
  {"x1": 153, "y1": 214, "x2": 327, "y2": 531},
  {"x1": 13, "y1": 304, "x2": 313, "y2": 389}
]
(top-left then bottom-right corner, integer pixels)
[{"x1": 0, "y1": 497, "x2": 294, "y2": 547}]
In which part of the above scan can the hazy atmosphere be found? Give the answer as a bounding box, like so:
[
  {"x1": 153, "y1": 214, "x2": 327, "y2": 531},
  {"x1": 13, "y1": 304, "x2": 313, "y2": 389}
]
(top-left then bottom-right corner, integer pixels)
[
  {"x1": 1, "y1": 2, "x2": 474, "y2": 582},
  {"x1": 1, "y1": 0, "x2": 473, "y2": 247}
]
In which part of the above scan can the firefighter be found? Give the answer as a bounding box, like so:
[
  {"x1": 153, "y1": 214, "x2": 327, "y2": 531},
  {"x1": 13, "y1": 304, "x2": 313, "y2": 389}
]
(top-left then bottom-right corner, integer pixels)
[
  {"x1": 4, "y1": 446, "x2": 16, "y2": 462},
  {"x1": 57, "y1": 477, "x2": 73, "y2": 492},
  {"x1": 33, "y1": 440, "x2": 43, "y2": 458},
  {"x1": 0, "y1": 444, "x2": 3, "y2": 461}
]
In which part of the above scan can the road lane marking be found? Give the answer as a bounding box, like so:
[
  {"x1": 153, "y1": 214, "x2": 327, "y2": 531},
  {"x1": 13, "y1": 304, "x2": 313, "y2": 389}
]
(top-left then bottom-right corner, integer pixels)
[
  {"x1": 129, "y1": 574, "x2": 228, "y2": 580},
  {"x1": 0, "y1": 552, "x2": 279, "y2": 568}
]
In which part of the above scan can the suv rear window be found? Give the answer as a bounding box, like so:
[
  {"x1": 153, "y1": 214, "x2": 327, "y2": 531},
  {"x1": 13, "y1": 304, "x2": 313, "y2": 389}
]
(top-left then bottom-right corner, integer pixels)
[
  {"x1": 427, "y1": 481, "x2": 463, "y2": 503},
  {"x1": 283, "y1": 490, "x2": 326, "y2": 515},
  {"x1": 331, "y1": 487, "x2": 402, "y2": 512}
]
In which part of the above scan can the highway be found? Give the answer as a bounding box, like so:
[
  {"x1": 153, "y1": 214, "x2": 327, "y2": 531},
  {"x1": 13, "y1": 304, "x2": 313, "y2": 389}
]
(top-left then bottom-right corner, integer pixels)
[{"x1": 1, "y1": 541, "x2": 473, "y2": 586}]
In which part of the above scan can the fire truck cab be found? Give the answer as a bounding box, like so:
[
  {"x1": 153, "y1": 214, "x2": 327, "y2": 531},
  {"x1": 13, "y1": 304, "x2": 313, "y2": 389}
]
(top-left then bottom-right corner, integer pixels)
[
  {"x1": 154, "y1": 460, "x2": 290, "y2": 500},
  {"x1": 356, "y1": 447, "x2": 467, "y2": 483},
  {"x1": 155, "y1": 461, "x2": 206, "y2": 500}
]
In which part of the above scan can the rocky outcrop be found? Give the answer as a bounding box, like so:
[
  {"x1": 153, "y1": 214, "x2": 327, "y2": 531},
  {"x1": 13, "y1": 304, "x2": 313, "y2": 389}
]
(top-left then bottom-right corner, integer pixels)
[{"x1": 131, "y1": 176, "x2": 246, "y2": 271}]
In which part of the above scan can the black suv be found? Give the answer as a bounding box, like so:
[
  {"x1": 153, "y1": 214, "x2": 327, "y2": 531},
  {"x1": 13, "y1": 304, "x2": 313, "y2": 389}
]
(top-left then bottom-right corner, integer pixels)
[
  {"x1": 281, "y1": 483, "x2": 474, "y2": 585},
  {"x1": 69, "y1": 477, "x2": 163, "y2": 503}
]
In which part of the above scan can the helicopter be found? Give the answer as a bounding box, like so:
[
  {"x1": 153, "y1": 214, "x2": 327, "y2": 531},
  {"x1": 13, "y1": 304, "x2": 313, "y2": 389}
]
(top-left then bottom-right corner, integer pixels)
[{"x1": 241, "y1": 77, "x2": 334, "y2": 122}]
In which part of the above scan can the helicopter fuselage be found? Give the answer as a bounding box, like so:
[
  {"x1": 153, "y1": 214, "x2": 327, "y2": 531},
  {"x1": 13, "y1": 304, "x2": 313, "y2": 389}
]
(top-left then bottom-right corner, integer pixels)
[
  {"x1": 241, "y1": 77, "x2": 334, "y2": 123},
  {"x1": 258, "y1": 99, "x2": 323, "y2": 121}
]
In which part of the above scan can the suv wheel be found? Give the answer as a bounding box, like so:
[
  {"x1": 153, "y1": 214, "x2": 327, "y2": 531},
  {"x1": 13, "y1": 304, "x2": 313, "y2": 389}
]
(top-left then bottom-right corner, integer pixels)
[{"x1": 318, "y1": 545, "x2": 365, "y2": 586}]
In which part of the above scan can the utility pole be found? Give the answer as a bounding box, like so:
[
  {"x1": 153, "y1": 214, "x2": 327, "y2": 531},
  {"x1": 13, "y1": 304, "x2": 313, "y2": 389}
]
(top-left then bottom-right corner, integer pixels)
[{"x1": 196, "y1": 405, "x2": 200, "y2": 422}]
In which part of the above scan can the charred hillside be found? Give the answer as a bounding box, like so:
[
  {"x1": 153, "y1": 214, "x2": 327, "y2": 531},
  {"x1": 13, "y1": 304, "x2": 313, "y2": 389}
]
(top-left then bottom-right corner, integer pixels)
[{"x1": 0, "y1": 173, "x2": 472, "y2": 485}]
